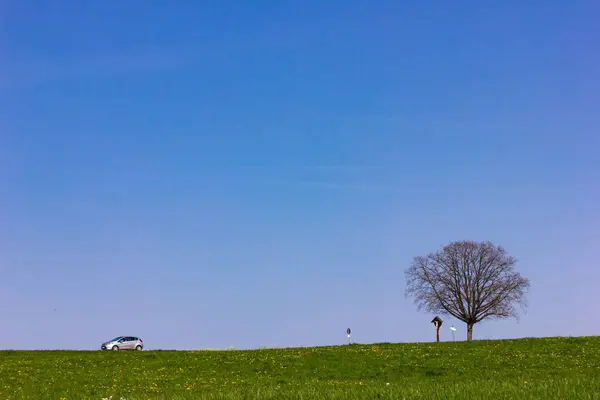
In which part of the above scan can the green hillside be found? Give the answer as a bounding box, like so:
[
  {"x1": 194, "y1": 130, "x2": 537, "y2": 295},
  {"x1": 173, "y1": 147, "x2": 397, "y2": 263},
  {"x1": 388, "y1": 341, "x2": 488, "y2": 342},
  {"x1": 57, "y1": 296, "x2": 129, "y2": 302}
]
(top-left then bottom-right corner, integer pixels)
[{"x1": 1, "y1": 336, "x2": 599, "y2": 399}]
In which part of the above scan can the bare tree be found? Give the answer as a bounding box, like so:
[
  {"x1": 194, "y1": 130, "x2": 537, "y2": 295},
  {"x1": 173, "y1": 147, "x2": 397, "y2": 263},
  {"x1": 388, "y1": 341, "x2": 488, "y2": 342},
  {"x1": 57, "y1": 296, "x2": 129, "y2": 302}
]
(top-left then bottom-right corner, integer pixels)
[{"x1": 405, "y1": 240, "x2": 530, "y2": 341}]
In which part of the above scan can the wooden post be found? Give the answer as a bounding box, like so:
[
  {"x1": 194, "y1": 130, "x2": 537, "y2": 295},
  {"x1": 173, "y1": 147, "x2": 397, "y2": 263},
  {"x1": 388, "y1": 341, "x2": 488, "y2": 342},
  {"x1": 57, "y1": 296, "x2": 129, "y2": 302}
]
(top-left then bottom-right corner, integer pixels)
[{"x1": 431, "y1": 316, "x2": 443, "y2": 343}]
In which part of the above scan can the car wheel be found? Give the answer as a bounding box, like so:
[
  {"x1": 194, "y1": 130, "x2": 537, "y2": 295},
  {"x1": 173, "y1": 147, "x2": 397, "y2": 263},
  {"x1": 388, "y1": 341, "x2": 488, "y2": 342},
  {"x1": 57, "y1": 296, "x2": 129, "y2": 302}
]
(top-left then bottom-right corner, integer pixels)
[
  {"x1": 136, "y1": 345, "x2": 143, "y2": 351},
  {"x1": 112, "y1": 345, "x2": 119, "y2": 351}
]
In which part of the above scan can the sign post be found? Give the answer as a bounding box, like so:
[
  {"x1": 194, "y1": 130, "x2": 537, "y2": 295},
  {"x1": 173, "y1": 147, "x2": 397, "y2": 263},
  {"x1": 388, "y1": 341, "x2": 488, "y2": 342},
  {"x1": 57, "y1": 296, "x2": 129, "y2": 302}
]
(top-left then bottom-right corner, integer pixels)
[
  {"x1": 431, "y1": 316, "x2": 443, "y2": 342},
  {"x1": 346, "y1": 328, "x2": 351, "y2": 345}
]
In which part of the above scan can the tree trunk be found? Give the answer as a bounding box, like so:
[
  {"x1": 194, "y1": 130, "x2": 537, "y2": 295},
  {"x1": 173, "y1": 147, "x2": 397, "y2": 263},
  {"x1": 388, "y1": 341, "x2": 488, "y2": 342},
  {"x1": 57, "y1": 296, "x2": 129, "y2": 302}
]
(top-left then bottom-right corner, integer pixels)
[{"x1": 467, "y1": 323, "x2": 473, "y2": 341}]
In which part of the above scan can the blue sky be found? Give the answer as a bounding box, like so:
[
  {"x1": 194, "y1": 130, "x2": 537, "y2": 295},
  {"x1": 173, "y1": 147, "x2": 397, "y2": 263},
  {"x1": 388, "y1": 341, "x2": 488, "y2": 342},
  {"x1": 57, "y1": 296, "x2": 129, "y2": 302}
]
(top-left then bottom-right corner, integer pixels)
[{"x1": 1, "y1": 1, "x2": 599, "y2": 350}]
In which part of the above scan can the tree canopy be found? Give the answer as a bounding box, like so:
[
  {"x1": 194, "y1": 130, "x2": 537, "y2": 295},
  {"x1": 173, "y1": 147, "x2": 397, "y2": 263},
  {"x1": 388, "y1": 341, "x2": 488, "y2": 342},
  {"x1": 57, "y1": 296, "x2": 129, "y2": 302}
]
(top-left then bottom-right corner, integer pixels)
[{"x1": 405, "y1": 240, "x2": 530, "y2": 341}]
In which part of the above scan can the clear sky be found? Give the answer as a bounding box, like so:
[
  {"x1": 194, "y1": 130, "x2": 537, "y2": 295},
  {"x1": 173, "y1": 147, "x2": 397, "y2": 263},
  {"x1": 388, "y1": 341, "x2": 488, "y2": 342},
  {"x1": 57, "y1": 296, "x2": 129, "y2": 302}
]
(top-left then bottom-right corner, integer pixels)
[{"x1": 1, "y1": 1, "x2": 599, "y2": 350}]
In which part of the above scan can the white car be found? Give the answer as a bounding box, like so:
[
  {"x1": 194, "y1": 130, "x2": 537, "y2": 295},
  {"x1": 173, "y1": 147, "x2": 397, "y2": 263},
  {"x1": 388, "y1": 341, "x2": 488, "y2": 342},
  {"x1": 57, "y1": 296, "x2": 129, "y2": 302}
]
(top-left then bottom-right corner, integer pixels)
[{"x1": 101, "y1": 336, "x2": 144, "y2": 351}]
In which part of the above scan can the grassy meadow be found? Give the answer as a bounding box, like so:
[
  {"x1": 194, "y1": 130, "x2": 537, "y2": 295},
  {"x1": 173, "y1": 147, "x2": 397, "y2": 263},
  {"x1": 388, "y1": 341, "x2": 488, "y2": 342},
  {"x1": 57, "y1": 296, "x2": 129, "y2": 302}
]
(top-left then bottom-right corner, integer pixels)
[{"x1": 1, "y1": 336, "x2": 599, "y2": 399}]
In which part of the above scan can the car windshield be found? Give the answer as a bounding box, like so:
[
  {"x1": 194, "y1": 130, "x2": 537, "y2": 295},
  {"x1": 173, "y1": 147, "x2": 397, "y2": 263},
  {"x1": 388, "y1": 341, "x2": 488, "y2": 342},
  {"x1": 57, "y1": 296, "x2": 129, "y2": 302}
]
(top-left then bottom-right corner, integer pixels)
[{"x1": 110, "y1": 337, "x2": 122, "y2": 342}]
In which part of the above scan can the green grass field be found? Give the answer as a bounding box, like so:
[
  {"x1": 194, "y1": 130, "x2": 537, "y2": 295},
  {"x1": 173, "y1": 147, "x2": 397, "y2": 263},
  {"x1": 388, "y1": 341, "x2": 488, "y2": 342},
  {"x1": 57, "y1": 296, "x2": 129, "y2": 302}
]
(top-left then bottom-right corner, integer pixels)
[{"x1": 1, "y1": 336, "x2": 599, "y2": 399}]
